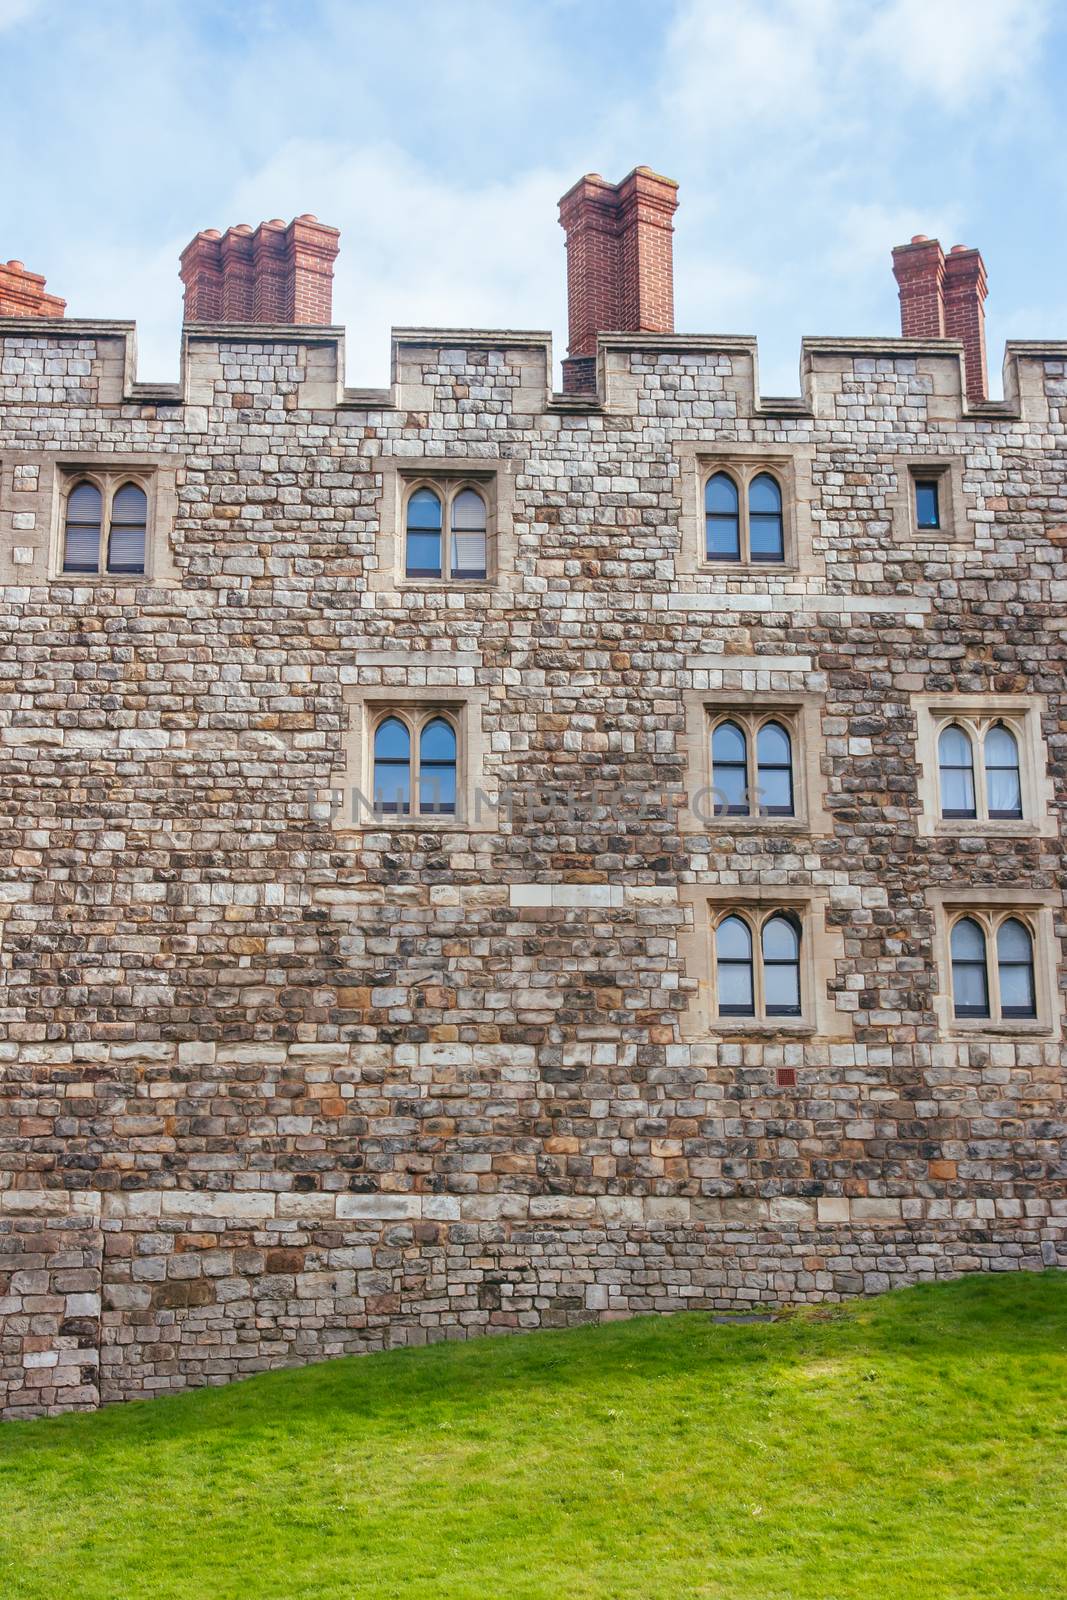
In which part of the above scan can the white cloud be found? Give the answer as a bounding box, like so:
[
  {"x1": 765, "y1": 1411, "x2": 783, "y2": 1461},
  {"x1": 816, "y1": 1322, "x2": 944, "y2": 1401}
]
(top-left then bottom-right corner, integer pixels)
[
  {"x1": 662, "y1": 0, "x2": 1052, "y2": 139},
  {"x1": 864, "y1": 0, "x2": 1050, "y2": 107},
  {"x1": 0, "y1": 0, "x2": 38, "y2": 26}
]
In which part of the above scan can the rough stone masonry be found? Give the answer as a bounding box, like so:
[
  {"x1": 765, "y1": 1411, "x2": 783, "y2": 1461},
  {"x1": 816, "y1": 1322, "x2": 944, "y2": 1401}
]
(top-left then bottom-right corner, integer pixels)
[{"x1": 1, "y1": 167, "x2": 1065, "y2": 1418}]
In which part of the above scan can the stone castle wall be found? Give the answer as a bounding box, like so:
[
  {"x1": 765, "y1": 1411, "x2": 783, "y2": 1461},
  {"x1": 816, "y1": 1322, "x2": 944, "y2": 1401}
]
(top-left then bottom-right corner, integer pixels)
[{"x1": 1, "y1": 318, "x2": 1065, "y2": 1417}]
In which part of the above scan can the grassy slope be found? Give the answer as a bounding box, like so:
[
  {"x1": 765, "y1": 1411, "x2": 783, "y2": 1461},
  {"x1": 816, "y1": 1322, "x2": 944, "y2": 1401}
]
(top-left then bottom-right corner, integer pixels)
[{"x1": 1, "y1": 1273, "x2": 1065, "y2": 1600}]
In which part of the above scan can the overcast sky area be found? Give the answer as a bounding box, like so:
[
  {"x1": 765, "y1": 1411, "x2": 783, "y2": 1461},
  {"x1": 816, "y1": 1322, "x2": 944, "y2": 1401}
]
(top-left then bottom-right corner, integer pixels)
[{"x1": 3, "y1": 0, "x2": 1065, "y2": 395}]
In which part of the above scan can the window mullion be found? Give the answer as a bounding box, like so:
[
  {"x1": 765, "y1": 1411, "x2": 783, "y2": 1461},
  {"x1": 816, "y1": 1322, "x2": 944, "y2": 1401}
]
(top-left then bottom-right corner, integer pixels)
[
  {"x1": 101, "y1": 477, "x2": 114, "y2": 574},
  {"x1": 988, "y1": 916, "x2": 1003, "y2": 1023},
  {"x1": 740, "y1": 469, "x2": 750, "y2": 562},
  {"x1": 443, "y1": 488, "x2": 453, "y2": 581},
  {"x1": 410, "y1": 716, "x2": 421, "y2": 816},
  {"x1": 976, "y1": 726, "x2": 988, "y2": 822},
  {"x1": 753, "y1": 915, "x2": 765, "y2": 1020}
]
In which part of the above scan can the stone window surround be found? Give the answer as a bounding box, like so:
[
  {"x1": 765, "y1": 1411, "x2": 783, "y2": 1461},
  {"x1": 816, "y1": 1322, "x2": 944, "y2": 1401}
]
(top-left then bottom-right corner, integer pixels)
[
  {"x1": 677, "y1": 884, "x2": 850, "y2": 1040},
  {"x1": 674, "y1": 441, "x2": 822, "y2": 580},
  {"x1": 891, "y1": 454, "x2": 968, "y2": 544},
  {"x1": 927, "y1": 885, "x2": 1062, "y2": 1039},
  {"x1": 370, "y1": 454, "x2": 519, "y2": 592},
  {"x1": 679, "y1": 688, "x2": 831, "y2": 836},
  {"x1": 47, "y1": 455, "x2": 179, "y2": 585},
  {"x1": 912, "y1": 692, "x2": 1055, "y2": 839},
  {"x1": 332, "y1": 682, "x2": 494, "y2": 832}
]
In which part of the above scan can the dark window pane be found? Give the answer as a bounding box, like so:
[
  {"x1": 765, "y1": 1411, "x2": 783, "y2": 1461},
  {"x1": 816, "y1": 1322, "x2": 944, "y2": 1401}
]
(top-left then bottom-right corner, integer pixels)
[
  {"x1": 717, "y1": 917, "x2": 754, "y2": 1015},
  {"x1": 419, "y1": 718, "x2": 457, "y2": 815},
  {"x1": 756, "y1": 721, "x2": 793, "y2": 816},
  {"x1": 63, "y1": 481, "x2": 102, "y2": 573},
  {"x1": 373, "y1": 717, "x2": 411, "y2": 814},
  {"x1": 748, "y1": 473, "x2": 781, "y2": 515},
  {"x1": 716, "y1": 915, "x2": 752, "y2": 962},
  {"x1": 712, "y1": 721, "x2": 746, "y2": 763},
  {"x1": 407, "y1": 488, "x2": 442, "y2": 529},
  {"x1": 749, "y1": 475, "x2": 784, "y2": 561},
  {"x1": 763, "y1": 914, "x2": 801, "y2": 1015},
  {"x1": 67, "y1": 481, "x2": 102, "y2": 522},
  {"x1": 705, "y1": 472, "x2": 739, "y2": 560},
  {"x1": 111, "y1": 483, "x2": 147, "y2": 523},
  {"x1": 451, "y1": 488, "x2": 486, "y2": 530},
  {"x1": 451, "y1": 530, "x2": 486, "y2": 580},
  {"x1": 711, "y1": 721, "x2": 748, "y2": 814},
  {"x1": 749, "y1": 516, "x2": 784, "y2": 560},
  {"x1": 915, "y1": 479, "x2": 940, "y2": 529},
  {"x1": 938, "y1": 724, "x2": 976, "y2": 818},
  {"x1": 107, "y1": 522, "x2": 145, "y2": 574},
  {"x1": 63, "y1": 523, "x2": 101, "y2": 573},
  {"x1": 705, "y1": 473, "x2": 739, "y2": 514},
  {"x1": 406, "y1": 530, "x2": 442, "y2": 579},
  {"x1": 764, "y1": 961, "x2": 801, "y2": 1014},
  {"x1": 997, "y1": 919, "x2": 1035, "y2": 1018},
  {"x1": 985, "y1": 724, "x2": 1022, "y2": 818},
  {"x1": 951, "y1": 918, "x2": 989, "y2": 1017},
  {"x1": 762, "y1": 914, "x2": 799, "y2": 961}
]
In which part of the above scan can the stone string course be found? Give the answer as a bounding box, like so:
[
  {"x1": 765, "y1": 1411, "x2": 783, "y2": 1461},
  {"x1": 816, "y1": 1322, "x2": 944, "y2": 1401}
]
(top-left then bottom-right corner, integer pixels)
[{"x1": 1, "y1": 321, "x2": 1065, "y2": 1416}]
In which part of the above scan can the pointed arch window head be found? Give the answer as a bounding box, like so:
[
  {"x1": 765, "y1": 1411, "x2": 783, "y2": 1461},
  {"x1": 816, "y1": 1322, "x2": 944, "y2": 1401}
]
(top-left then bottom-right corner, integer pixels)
[
  {"x1": 748, "y1": 473, "x2": 784, "y2": 562},
  {"x1": 984, "y1": 723, "x2": 1022, "y2": 819},
  {"x1": 61, "y1": 474, "x2": 149, "y2": 577},
  {"x1": 938, "y1": 724, "x2": 976, "y2": 819},
  {"x1": 705, "y1": 472, "x2": 740, "y2": 560}
]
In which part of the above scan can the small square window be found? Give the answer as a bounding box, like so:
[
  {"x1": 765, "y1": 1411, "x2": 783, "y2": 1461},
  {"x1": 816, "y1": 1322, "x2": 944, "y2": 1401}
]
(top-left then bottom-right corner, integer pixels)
[{"x1": 914, "y1": 479, "x2": 940, "y2": 529}]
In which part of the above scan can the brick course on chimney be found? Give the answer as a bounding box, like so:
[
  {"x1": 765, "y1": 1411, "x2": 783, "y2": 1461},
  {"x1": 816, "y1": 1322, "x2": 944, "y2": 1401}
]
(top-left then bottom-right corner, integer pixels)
[
  {"x1": 179, "y1": 214, "x2": 340, "y2": 326},
  {"x1": 558, "y1": 166, "x2": 678, "y2": 393},
  {"x1": 0, "y1": 259, "x2": 65, "y2": 319}
]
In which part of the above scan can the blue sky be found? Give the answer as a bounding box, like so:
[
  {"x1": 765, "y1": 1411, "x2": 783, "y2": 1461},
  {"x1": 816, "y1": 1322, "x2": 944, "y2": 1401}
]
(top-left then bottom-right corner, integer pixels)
[{"x1": 3, "y1": 0, "x2": 1065, "y2": 394}]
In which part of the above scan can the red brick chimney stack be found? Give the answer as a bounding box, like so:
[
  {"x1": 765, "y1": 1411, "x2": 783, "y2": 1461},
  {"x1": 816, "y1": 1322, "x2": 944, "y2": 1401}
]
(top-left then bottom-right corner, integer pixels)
[
  {"x1": 558, "y1": 166, "x2": 679, "y2": 393},
  {"x1": 943, "y1": 245, "x2": 989, "y2": 404},
  {"x1": 892, "y1": 234, "x2": 989, "y2": 403},
  {"x1": 180, "y1": 215, "x2": 340, "y2": 325},
  {"x1": 0, "y1": 259, "x2": 66, "y2": 318},
  {"x1": 892, "y1": 235, "x2": 946, "y2": 339}
]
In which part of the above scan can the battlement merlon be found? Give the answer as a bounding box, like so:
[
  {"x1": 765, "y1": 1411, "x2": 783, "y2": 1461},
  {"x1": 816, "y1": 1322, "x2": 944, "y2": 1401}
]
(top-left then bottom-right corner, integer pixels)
[{"x1": 1, "y1": 316, "x2": 1065, "y2": 422}]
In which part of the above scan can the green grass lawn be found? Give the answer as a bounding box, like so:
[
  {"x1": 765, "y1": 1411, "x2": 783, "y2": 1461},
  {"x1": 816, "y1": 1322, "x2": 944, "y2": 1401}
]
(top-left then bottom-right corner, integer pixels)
[{"x1": 1, "y1": 1273, "x2": 1065, "y2": 1600}]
